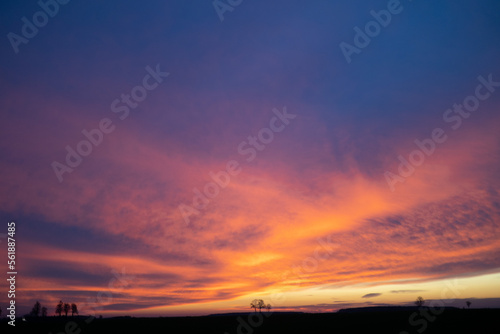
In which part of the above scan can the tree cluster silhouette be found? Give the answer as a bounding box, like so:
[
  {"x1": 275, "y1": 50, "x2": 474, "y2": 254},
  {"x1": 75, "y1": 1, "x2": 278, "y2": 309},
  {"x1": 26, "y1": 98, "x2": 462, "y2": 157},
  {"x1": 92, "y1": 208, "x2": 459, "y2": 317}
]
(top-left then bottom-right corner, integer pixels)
[
  {"x1": 25, "y1": 301, "x2": 49, "y2": 318},
  {"x1": 55, "y1": 300, "x2": 78, "y2": 317},
  {"x1": 250, "y1": 299, "x2": 271, "y2": 313}
]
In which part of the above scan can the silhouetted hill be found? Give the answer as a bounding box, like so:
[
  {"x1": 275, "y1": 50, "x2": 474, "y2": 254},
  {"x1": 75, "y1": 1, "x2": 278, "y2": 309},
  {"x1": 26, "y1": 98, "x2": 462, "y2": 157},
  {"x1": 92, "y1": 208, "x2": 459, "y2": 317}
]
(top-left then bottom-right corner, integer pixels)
[
  {"x1": 337, "y1": 305, "x2": 459, "y2": 313},
  {"x1": 208, "y1": 311, "x2": 304, "y2": 316},
  {"x1": 2, "y1": 308, "x2": 499, "y2": 334}
]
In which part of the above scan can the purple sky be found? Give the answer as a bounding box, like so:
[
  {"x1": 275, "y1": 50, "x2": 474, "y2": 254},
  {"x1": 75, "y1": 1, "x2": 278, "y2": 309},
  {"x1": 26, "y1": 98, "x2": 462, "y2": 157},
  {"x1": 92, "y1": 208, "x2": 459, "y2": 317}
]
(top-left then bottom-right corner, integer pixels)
[{"x1": 1, "y1": 0, "x2": 500, "y2": 317}]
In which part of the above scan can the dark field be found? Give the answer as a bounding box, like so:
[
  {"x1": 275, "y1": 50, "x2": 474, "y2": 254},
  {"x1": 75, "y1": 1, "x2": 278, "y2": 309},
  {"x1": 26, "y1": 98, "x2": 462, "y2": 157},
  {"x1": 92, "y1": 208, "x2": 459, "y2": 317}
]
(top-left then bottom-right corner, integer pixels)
[{"x1": 2, "y1": 308, "x2": 500, "y2": 334}]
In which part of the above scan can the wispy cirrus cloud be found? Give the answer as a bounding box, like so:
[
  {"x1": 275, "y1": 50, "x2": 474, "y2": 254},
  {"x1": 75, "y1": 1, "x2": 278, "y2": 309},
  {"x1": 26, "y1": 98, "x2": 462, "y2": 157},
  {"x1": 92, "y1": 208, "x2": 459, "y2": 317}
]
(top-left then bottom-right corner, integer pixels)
[{"x1": 1, "y1": 0, "x2": 500, "y2": 317}]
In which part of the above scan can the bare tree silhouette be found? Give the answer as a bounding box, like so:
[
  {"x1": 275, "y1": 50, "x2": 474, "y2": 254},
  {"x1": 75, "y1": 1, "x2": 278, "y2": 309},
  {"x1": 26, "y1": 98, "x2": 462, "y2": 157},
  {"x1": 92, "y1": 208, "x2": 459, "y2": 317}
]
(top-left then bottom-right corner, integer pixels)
[
  {"x1": 266, "y1": 304, "x2": 272, "y2": 312},
  {"x1": 30, "y1": 301, "x2": 41, "y2": 317},
  {"x1": 258, "y1": 299, "x2": 265, "y2": 312},
  {"x1": 71, "y1": 303, "x2": 78, "y2": 316},
  {"x1": 250, "y1": 300, "x2": 258, "y2": 313},
  {"x1": 0, "y1": 306, "x2": 2, "y2": 317},
  {"x1": 41, "y1": 306, "x2": 47, "y2": 317},
  {"x1": 415, "y1": 296, "x2": 425, "y2": 307},
  {"x1": 56, "y1": 301, "x2": 63, "y2": 317},
  {"x1": 466, "y1": 301, "x2": 471, "y2": 309},
  {"x1": 250, "y1": 299, "x2": 265, "y2": 313},
  {"x1": 63, "y1": 303, "x2": 71, "y2": 317}
]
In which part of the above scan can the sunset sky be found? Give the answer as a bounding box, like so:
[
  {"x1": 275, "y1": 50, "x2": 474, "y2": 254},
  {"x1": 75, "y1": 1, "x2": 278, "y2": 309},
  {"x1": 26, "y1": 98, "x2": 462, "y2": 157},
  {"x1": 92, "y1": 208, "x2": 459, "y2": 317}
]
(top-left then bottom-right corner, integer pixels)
[{"x1": 1, "y1": 0, "x2": 500, "y2": 317}]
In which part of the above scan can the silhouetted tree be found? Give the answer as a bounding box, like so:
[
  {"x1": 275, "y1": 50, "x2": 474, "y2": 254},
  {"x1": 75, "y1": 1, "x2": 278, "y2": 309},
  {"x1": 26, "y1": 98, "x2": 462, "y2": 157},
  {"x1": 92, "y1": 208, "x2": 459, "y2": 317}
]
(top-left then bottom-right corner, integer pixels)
[
  {"x1": 250, "y1": 300, "x2": 257, "y2": 312},
  {"x1": 41, "y1": 306, "x2": 47, "y2": 317},
  {"x1": 71, "y1": 303, "x2": 78, "y2": 316},
  {"x1": 466, "y1": 301, "x2": 471, "y2": 309},
  {"x1": 56, "y1": 301, "x2": 63, "y2": 317},
  {"x1": 30, "y1": 301, "x2": 41, "y2": 317},
  {"x1": 0, "y1": 306, "x2": 2, "y2": 317},
  {"x1": 258, "y1": 300, "x2": 265, "y2": 312},
  {"x1": 63, "y1": 303, "x2": 70, "y2": 316},
  {"x1": 415, "y1": 296, "x2": 425, "y2": 307},
  {"x1": 266, "y1": 304, "x2": 271, "y2": 312},
  {"x1": 251, "y1": 299, "x2": 265, "y2": 313}
]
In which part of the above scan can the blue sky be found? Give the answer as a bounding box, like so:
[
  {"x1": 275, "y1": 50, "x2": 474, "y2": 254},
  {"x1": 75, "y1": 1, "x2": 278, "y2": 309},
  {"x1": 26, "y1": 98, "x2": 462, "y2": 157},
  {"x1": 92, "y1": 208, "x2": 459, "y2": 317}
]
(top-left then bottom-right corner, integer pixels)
[{"x1": 1, "y1": 0, "x2": 500, "y2": 316}]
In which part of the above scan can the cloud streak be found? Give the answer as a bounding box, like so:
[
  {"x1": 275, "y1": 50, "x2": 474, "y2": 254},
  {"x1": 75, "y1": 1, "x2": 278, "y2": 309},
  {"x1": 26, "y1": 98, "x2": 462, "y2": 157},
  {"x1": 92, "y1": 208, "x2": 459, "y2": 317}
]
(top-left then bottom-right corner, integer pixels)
[{"x1": 1, "y1": 0, "x2": 500, "y2": 316}]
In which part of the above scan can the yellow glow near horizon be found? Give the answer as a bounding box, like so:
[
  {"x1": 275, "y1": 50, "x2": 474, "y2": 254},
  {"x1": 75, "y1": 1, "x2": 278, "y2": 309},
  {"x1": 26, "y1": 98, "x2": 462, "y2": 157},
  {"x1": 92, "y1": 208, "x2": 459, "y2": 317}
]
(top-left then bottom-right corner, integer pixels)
[{"x1": 122, "y1": 272, "x2": 500, "y2": 317}]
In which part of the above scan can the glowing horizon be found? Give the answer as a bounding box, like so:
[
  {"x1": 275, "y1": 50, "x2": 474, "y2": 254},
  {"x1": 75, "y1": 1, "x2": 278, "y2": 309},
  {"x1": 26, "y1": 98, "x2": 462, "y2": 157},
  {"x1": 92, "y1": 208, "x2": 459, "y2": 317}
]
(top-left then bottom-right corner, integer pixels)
[{"x1": 1, "y1": 0, "x2": 500, "y2": 318}]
